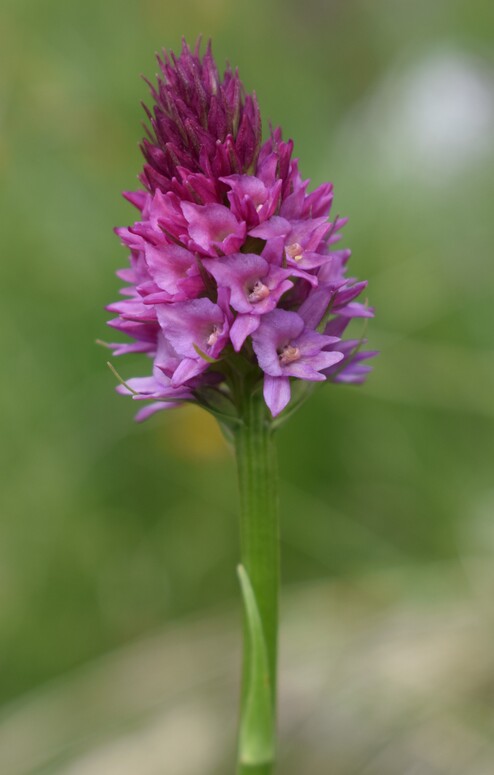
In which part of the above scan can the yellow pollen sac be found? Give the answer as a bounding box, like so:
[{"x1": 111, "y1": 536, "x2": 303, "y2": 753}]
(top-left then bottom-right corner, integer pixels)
[
  {"x1": 248, "y1": 280, "x2": 270, "y2": 303},
  {"x1": 279, "y1": 344, "x2": 300, "y2": 365},
  {"x1": 207, "y1": 325, "x2": 220, "y2": 347},
  {"x1": 286, "y1": 242, "x2": 304, "y2": 262}
]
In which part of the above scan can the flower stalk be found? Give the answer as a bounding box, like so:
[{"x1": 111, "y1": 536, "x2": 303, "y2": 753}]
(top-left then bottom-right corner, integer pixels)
[{"x1": 235, "y1": 388, "x2": 279, "y2": 774}]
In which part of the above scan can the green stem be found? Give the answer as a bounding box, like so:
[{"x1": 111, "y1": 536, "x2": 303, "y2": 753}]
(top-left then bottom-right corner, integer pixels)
[
  {"x1": 234, "y1": 390, "x2": 279, "y2": 775},
  {"x1": 239, "y1": 766, "x2": 272, "y2": 775}
]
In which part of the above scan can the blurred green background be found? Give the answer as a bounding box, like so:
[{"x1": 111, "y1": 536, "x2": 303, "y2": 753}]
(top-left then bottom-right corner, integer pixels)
[{"x1": 1, "y1": 0, "x2": 494, "y2": 772}]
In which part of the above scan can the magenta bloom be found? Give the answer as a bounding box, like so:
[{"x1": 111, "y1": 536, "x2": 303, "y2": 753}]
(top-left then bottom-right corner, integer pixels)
[
  {"x1": 106, "y1": 39, "x2": 375, "y2": 419},
  {"x1": 251, "y1": 309, "x2": 344, "y2": 415}
]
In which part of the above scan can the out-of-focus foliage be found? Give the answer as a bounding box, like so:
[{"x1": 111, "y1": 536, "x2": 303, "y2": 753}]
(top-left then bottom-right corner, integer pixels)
[{"x1": 0, "y1": 0, "x2": 493, "y2": 743}]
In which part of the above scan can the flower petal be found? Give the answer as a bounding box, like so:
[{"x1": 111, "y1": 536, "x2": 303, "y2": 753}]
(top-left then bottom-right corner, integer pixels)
[{"x1": 263, "y1": 375, "x2": 291, "y2": 417}]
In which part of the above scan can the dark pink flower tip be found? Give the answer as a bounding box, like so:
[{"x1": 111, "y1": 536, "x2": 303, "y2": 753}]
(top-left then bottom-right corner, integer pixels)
[{"x1": 140, "y1": 39, "x2": 262, "y2": 192}]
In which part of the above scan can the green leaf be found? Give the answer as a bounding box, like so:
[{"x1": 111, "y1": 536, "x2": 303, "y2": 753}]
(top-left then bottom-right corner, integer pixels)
[{"x1": 237, "y1": 565, "x2": 275, "y2": 767}]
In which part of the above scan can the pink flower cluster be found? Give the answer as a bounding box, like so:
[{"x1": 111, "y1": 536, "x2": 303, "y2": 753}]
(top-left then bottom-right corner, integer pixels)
[{"x1": 106, "y1": 40, "x2": 375, "y2": 420}]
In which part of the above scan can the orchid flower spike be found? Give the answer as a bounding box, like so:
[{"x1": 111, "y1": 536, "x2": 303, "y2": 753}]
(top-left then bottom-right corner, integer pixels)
[{"x1": 106, "y1": 39, "x2": 375, "y2": 420}]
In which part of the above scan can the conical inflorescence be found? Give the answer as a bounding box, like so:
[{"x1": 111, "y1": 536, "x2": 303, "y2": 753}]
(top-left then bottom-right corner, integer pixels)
[{"x1": 106, "y1": 39, "x2": 376, "y2": 420}]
